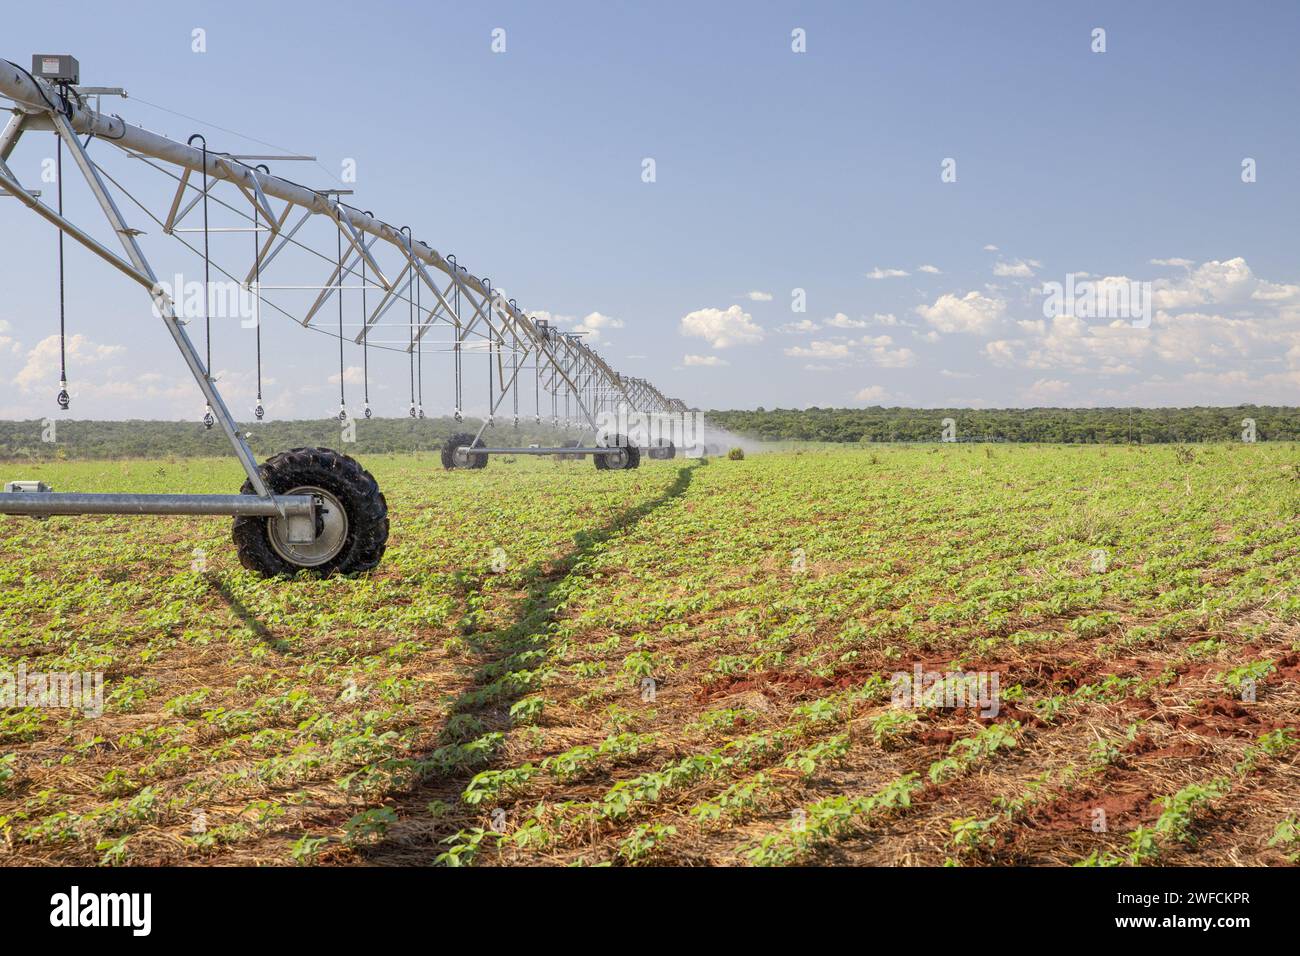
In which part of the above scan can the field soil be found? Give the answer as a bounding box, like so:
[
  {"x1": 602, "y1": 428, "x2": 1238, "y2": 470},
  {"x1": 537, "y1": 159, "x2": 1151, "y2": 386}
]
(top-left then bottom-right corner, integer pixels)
[{"x1": 1, "y1": 444, "x2": 1297, "y2": 866}]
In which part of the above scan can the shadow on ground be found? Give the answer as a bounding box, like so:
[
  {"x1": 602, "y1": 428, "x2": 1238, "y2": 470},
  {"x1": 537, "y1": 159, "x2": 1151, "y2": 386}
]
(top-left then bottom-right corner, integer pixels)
[
  {"x1": 205, "y1": 573, "x2": 291, "y2": 652},
  {"x1": 358, "y1": 462, "x2": 698, "y2": 864}
]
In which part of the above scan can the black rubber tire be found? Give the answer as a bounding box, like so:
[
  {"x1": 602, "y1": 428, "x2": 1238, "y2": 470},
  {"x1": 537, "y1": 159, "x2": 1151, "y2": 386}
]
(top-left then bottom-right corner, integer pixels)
[
  {"x1": 232, "y1": 447, "x2": 388, "y2": 577},
  {"x1": 441, "y1": 432, "x2": 488, "y2": 470},
  {"x1": 594, "y1": 435, "x2": 641, "y2": 471},
  {"x1": 648, "y1": 441, "x2": 675, "y2": 461}
]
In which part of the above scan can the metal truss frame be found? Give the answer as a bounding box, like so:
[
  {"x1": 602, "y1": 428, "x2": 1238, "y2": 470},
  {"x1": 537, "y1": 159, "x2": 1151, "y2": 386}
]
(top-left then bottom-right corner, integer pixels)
[{"x1": 0, "y1": 58, "x2": 692, "y2": 498}]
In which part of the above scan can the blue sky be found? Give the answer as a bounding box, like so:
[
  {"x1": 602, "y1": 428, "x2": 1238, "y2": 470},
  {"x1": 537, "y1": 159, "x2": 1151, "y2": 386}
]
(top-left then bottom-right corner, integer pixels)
[{"x1": 2, "y1": 0, "x2": 1298, "y2": 419}]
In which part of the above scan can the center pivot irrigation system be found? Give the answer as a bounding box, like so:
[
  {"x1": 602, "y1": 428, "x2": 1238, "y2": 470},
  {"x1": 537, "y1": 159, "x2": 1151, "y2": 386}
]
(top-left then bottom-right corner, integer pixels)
[{"x1": 0, "y1": 54, "x2": 693, "y2": 576}]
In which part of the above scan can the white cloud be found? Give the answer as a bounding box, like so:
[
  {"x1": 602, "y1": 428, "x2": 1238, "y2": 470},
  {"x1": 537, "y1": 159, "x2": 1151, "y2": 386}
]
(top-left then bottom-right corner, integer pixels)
[
  {"x1": 777, "y1": 319, "x2": 820, "y2": 334},
  {"x1": 1022, "y1": 378, "x2": 1072, "y2": 403},
  {"x1": 1150, "y1": 257, "x2": 1193, "y2": 268},
  {"x1": 871, "y1": 312, "x2": 900, "y2": 326},
  {"x1": 984, "y1": 340, "x2": 1017, "y2": 365},
  {"x1": 527, "y1": 309, "x2": 624, "y2": 343},
  {"x1": 327, "y1": 365, "x2": 367, "y2": 386},
  {"x1": 744, "y1": 290, "x2": 773, "y2": 302},
  {"x1": 784, "y1": 340, "x2": 851, "y2": 360},
  {"x1": 915, "y1": 290, "x2": 1006, "y2": 334},
  {"x1": 917, "y1": 264, "x2": 942, "y2": 274},
  {"x1": 683, "y1": 354, "x2": 728, "y2": 367},
  {"x1": 1152, "y1": 257, "x2": 1253, "y2": 311},
  {"x1": 12, "y1": 334, "x2": 125, "y2": 391},
  {"x1": 679, "y1": 305, "x2": 764, "y2": 348},
  {"x1": 855, "y1": 385, "x2": 890, "y2": 403},
  {"x1": 867, "y1": 267, "x2": 909, "y2": 279},
  {"x1": 824, "y1": 312, "x2": 867, "y2": 329},
  {"x1": 975, "y1": 258, "x2": 1300, "y2": 388},
  {"x1": 983, "y1": 244, "x2": 999, "y2": 252},
  {"x1": 782, "y1": 332, "x2": 914, "y2": 367},
  {"x1": 527, "y1": 309, "x2": 570, "y2": 326},
  {"x1": 573, "y1": 311, "x2": 623, "y2": 342},
  {"x1": 858, "y1": 334, "x2": 915, "y2": 368},
  {"x1": 993, "y1": 258, "x2": 1039, "y2": 278},
  {"x1": 1251, "y1": 281, "x2": 1300, "y2": 303}
]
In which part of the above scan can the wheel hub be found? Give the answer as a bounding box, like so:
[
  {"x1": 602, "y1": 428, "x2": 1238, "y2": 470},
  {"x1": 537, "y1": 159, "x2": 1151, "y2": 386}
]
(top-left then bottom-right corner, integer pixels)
[{"x1": 268, "y1": 485, "x2": 348, "y2": 567}]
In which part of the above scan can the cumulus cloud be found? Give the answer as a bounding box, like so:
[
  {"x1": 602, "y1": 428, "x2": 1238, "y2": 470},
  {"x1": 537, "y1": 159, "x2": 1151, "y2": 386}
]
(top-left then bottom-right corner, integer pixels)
[
  {"x1": 859, "y1": 334, "x2": 915, "y2": 368},
  {"x1": 1021, "y1": 378, "x2": 1072, "y2": 403},
  {"x1": 679, "y1": 305, "x2": 764, "y2": 348},
  {"x1": 527, "y1": 309, "x2": 624, "y2": 343},
  {"x1": 1151, "y1": 257, "x2": 1254, "y2": 311},
  {"x1": 777, "y1": 319, "x2": 820, "y2": 334},
  {"x1": 1251, "y1": 281, "x2": 1300, "y2": 303},
  {"x1": 984, "y1": 339, "x2": 1017, "y2": 365},
  {"x1": 983, "y1": 244, "x2": 999, "y2": 252},
  {"x1": 683, "y1": 354, "x2": 728, "y2": 367},
  {"x1": 1149, "y1": 257, "x2": 1193, "y2": 268},
  {"x1": 993, "y1": 258, "x2": 1040, "y2": 278},
  {"x1": 0, "y1": 326, "x2": 19, "y2": 356},
  {"x1": 782, "y1": 333, "x2": 914, "y2": 368},
  {"x1": 917, "y1": 264, "x2": 942, "y2": 274},
  {"x1": 975, "y1": 257, "x2": 1300, "y2": 392},
  {"x1": 327, "y1": 365, "x2": 367, "y2": 386},
  {"x1": 915, "y1": 290, "x2": 1006, "y2": 334},
  {"x1": 867, "y1": 267, "x2": 909, "y2": 279},
  {"x1": 12, "y1": 334, "x2": 125, "y2": 391},
  {"x1": 572, "y1": 311, "x2": 624, "y2": 342},
  {"x1": 744, "y1": 290, "x2": 773, "y2": 302},
  {"x1": 824, "y1": 312, "x2": 868, "y2": 329},
  {"x1": 784, "y1": 340, "x2": 851, "y2": 360},
  {"x1": 855, "y1": 385, "x2": 890, "y2": 403}
]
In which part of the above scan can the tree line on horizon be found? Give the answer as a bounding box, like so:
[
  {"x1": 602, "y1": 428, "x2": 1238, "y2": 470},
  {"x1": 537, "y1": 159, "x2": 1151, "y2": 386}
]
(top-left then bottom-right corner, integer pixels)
[
  {"x1": 706, "y1": 405, "x2": 1300, "y2": 445},
  {"x1": 0, "y1": 406, "x2": 1296, "y2": 461},
  {"x1": 0, "y1": 418, "x2": 563, "y2": 462}
]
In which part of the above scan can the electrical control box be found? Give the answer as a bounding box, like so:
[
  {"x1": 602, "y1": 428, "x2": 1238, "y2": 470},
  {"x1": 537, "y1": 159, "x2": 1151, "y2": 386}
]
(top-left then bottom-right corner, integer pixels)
[{"x1": 32, "y1": 54, "x2": 80, "y2": 85}]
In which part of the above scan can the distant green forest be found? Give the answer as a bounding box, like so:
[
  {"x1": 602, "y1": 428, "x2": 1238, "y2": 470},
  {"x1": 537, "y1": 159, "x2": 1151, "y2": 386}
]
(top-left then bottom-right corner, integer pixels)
[
  {"x1": 0, "y1": 418, "x2": 563, "y2": 462},
  {"x1": 706, "y1": 405, "x2": 1300, "y2": 445},
  {"x1": 0, "y1": 406, "x2": 1296, "y2": 462}
]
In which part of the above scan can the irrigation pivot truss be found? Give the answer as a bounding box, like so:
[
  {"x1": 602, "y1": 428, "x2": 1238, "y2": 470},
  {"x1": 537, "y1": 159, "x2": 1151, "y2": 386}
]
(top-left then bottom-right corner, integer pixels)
[{"x1": 0, "y1": 54, "x2": 693, "y2": 575}]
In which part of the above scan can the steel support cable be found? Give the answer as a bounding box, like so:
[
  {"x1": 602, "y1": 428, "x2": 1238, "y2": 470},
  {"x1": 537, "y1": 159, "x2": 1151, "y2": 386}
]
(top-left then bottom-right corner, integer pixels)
[
  {"x1": 449, "y1": 254, "x2": 462, "y2": 420},
  {"x1": 415, "y1": 251, "x2": 424, "y2": 418},
  {"x1": 118, "y1": 152, "x2": 499, "y2": 352},
  {"x1": 251, "y1": 162, "x2": 270, "y2": 420},
  {"x1": 484, "y1": 277, "x2": 494, "y2": 426},
  {"x1": 361, "y1": 209, "x2": 372, "y2": 419},
  {"x1": 44, "y1": 118, "x2": 677, "y2": 425},
  {"x1": 400, "y1": 226, "x2": 414, "y2": 417},
  {"x1": 54, "y1": 127, "x2": 69, "y2": 410},
  {"x1": 93, "y1": 161, "x2": 455, "y2": 364},
  {"x1": 336, "y1": 214, "x2": 347, "y2": 419},
  {"x1": 252, "y1": 174, "x2": 264, "y2": 420},
  {"x1": 508, "y1": 298, "x2": 519, "y2": 426},
  {"x1": 4, "y1": 80, "x2": 684, "y2": 421},
  {"x1": 187, "y1": 133, "x2": 214, "y2": 428},
  {"x1": 100, "y1": 152, "x2": 506, "y2": 350}
]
